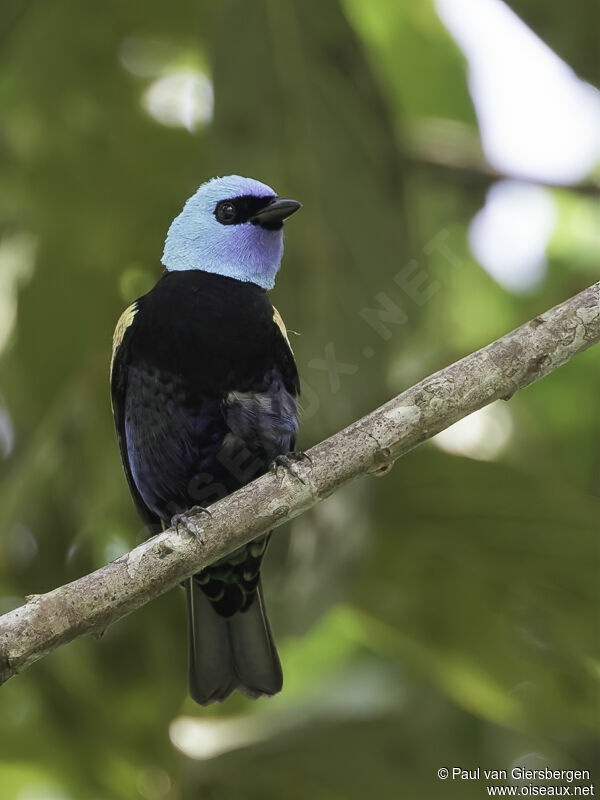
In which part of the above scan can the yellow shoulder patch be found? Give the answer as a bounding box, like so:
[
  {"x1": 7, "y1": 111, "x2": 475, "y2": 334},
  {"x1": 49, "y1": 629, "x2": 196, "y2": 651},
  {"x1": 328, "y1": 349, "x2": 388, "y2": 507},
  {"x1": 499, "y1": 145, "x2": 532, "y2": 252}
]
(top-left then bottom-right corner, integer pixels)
[
  {"x1": 111, "y1": 302, "x2": 138, "y2": 376},
  {"x1": 273, "y1": 306, "x2": 293, "y2": 354}
]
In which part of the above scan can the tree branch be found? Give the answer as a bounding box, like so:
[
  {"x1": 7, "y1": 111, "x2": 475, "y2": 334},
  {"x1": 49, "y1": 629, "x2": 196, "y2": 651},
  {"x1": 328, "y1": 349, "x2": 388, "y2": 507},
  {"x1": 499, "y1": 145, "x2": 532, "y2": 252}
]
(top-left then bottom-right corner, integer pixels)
[{"x1": 1, "y1": 281, "x2": 599, "y2": 685}]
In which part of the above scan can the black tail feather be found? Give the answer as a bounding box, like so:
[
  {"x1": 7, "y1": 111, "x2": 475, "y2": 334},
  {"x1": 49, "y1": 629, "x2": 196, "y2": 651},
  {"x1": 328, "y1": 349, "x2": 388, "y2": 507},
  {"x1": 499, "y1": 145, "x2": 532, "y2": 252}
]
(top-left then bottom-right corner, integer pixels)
[{"x1": 186, "y1": 577, "x2": 282, "y2": 706}]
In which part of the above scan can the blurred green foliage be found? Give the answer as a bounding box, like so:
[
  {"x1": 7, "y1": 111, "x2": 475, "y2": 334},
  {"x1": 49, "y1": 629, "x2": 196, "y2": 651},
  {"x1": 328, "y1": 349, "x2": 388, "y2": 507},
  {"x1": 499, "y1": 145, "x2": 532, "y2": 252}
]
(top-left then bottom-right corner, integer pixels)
[{"x1": 0, "y1": 1, "x2": 598, "y2": 798}]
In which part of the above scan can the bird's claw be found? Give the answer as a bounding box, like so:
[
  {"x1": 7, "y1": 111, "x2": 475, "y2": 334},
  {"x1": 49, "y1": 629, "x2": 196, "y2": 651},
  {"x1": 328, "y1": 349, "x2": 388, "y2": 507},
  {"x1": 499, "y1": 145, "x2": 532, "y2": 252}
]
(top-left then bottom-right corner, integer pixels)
[
  {"x1": 270, "y1": 451, "x2": 311, "y2": 485},
  {"x1": 171, "y1": 505, "x2": 211, "y2": 541}
]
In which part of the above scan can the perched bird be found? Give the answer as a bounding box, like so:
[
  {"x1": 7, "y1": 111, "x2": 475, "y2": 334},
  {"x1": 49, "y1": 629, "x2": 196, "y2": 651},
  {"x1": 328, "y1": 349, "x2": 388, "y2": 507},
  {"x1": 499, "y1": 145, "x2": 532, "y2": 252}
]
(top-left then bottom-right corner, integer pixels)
[{"x1": 110, "y1": 175, "x2": 301, "y2": 704}]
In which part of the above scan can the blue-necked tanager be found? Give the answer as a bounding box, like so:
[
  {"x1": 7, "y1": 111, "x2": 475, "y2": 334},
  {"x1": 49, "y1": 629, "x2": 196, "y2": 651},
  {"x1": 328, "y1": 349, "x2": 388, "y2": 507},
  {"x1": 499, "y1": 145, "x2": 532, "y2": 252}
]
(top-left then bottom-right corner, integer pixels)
[{"x1": 110, "y1": 175, "x2": 301, "y2": 705}]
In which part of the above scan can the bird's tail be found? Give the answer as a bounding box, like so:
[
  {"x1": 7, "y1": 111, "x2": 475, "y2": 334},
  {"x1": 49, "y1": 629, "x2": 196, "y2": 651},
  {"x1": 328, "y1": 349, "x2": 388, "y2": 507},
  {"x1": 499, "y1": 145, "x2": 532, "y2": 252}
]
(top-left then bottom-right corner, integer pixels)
[{"x1": 185, "y1": 577, "x2": 282, "y2": 705}]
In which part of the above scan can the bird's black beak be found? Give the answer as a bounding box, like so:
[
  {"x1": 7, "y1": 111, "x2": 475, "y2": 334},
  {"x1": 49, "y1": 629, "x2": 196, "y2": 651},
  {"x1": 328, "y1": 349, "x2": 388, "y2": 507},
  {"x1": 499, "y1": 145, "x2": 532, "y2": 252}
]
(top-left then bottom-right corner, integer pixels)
[{"x1": 249, "y1": 197, "x2": 302, "y2": 225}]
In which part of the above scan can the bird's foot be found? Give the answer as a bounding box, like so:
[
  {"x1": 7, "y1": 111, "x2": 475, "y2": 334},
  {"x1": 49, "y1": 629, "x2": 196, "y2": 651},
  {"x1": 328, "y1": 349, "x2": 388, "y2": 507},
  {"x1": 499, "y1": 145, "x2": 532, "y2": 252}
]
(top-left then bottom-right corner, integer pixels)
[
  {"x1": 270, "y1": 451, "x2": 312, "y2": 485},
  {"x1": 171, "y1": 505, "x2": 211, "y2": 541}
]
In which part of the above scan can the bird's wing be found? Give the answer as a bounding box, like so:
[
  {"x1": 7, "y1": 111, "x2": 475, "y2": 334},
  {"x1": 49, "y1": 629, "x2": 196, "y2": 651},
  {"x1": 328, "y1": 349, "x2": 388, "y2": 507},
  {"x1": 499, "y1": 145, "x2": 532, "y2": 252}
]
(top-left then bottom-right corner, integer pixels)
[
  {"x1": 110, "y1": 301, "x2": 162, "y2": 532},
  {"x1": 222, "y1": 307, "x2": 300, "y2": 461},
  {"x1": 272, "y1": 305, "x2": 300, "y2": 396}
]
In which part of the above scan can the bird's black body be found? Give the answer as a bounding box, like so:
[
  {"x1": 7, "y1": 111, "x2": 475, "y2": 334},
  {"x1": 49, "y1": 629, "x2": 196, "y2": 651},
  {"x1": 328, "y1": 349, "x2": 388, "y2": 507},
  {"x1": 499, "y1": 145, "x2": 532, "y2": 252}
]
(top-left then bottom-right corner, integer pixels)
[{"x1": 111, "y1": 269, "x2": 299, "y2": 703}]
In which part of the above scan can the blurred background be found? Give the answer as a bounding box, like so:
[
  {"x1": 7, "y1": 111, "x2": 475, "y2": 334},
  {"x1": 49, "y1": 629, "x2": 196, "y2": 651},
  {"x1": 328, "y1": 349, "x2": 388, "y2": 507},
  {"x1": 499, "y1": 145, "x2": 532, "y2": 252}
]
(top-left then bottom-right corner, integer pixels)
[{"x1": 0, "y1": 0, "x2": 599, "y2": 797}]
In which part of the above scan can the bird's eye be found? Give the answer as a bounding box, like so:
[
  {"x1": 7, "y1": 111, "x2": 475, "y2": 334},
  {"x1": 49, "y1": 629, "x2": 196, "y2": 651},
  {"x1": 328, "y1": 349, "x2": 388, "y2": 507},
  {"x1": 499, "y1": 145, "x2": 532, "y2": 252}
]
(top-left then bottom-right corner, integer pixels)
[{"x1": 215, "y1": 201, "x2": 237, "y2": 224}]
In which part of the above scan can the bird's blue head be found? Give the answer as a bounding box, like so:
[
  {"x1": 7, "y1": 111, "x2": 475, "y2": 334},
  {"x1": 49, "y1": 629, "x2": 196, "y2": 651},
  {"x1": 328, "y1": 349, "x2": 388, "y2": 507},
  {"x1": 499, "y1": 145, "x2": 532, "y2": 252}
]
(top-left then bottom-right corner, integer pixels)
[{"x1": 161, "y1": 175, "x2": 301, "y2": 290}]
